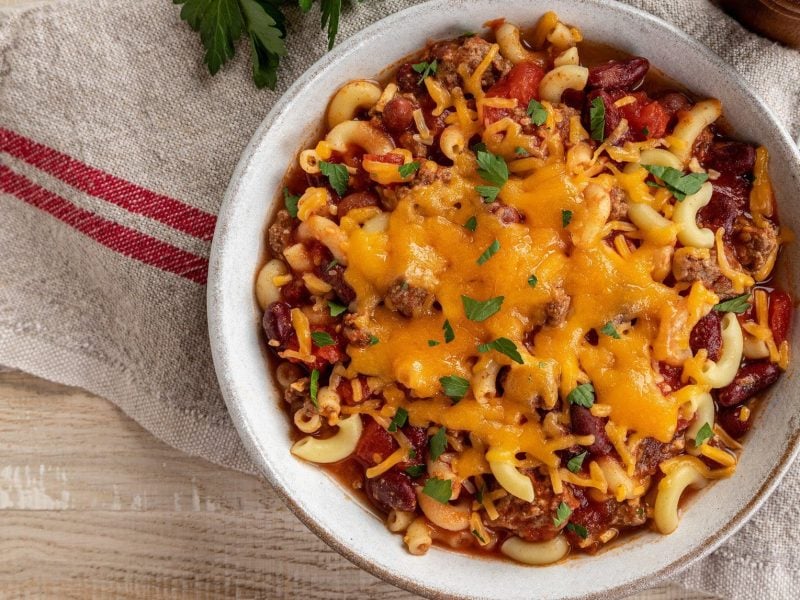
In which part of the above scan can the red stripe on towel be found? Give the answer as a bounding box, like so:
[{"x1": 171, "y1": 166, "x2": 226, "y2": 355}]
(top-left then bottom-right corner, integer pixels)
[
  {"x1": 0, "y1": 165, "x2": 208, "y2": 285},
  {"x1": 0, "y1": 128, "x2": 217, "y2": 241}
]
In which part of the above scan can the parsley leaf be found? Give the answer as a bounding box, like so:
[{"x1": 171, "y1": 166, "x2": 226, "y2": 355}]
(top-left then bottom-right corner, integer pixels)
[
  {"x1": 472, "y1": 529, "x2": 486, "y2": 543},
  {"x1": 318, "y1": 0, "x2": 343, "y2": 50},
  {"x1": 642, "y1": 126, "x2": 650, "y2": 137},
  {"x1": 309, "y1": 368, "x2": 320, "y2": 409},
  {"x1": 471, "y1": 141, "x2": 488, "y2": 154},
  {"x1": 642, "y1": 164, "x2": 708, "y2": 201},
  {"x1": 405, "y1": 464, "x2": 426, "y2": 477},
  {"x1": 476, "y1": 150, "x2": 509, "y2": 188},
  {"x1": 310, "y1": 331, "x2": 335, "y2": 347},
  {"x1": 443, "y1": 319, "x2": 455, "y2": 343},
  {"x1": 283, "y1": 187, "x2": 300, "y2": 218},
  {"x1": 553, "y1": 501, "x2": 572, "y2": 527},
  {"x1": 439, "y1": 376, "x2": 469, "y2": 401},
  {"x1": 388, "y1": 407, "x2": 408, "y2": 432},
  {"x1": 368, "y1": 335, "x2": 379, "y2": 346},
  {"x1": 326, "y1": 258, "x2": 339, "y2": 270},
  {"x1": 528, "y1": 274, "x2": 538, "y2": 288},
  {"x1": 514, "y1": 146, "x2": 529, "y2": 156},
  {"x1": 562, "y1": 209, "x2": 573, "y2": 228},
  {"x1": 429, "y1": 427, "x2": 448, "y2": 462},
  {"x1": 241, "y1": 0, "x2": 287, "y2": 89},
  {"x1": 477, "y1": 338, "x2": 524, "y2": 364},
  {"x1": 567, "y1": 383, "x2": 595, "y2": 408},
  {"x1": 475, "y1": 185, "x2": 501, "y2": 203},
  {"x1": 398, "y1": 161, "x2": 421, "y2": 178},
  {"x1": 566, "y1": 522, "x2": 589, "y2": 539},
  {"x1": 427, "y1": 339, "x2": 440, "y2": 347},
  {"x1": 713, "y1": 294, "x2": 751, "y2": 314},
  {"x1": 567, "y1": 451, "x2": 588, "y2": 473},
  {"x1": 462, "y1": 295, "x2": 504, "y2": 322},
  {"x1": 319, "y1": 160, "x2": 349, "y2": 196},
  {"x1": 526, "y1": 99, "x2": 548, "y2": 126},
  {"x1": 476, "y1": 240, "x2": 500, "y2": 265},
  {"x1": 590, "y1": 96, "x2": 606, "y2": 142},
  {"x1": 412, "y1": 59, "x2": 438, "y2": 84},
  {"x1": 694, "y1": 422, "x2": 713, "y2": 447},
  {"x1": 464, "y1": 216, "x2": 478, "y2": 231},
  {"x1": 327, "y1": 300, "x2": 347, "y2": 317},
  {"x1": 600, "y1": 322, "x2": 621, "y2": 339},
  {"x1": 422, "y1": 477, "x2": 452, "y2": 503}
]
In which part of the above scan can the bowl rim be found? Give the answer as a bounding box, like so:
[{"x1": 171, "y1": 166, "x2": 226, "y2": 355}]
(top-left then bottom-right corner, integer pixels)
[{"x1": 208, "y1": 1, "x2": 800, "y2": 598}]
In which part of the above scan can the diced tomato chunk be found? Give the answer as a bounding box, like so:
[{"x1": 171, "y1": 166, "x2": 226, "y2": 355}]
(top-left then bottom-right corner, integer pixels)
[
  {"x1": 619, "y1": 92, "x2": 669, "y2": 140},
  {"x1": 355, "y1": 417, "x2": 396, "y2": 466},
  {"x1": 363, "y1": 152, "x2": 404, "y2": 165},
  {"x1": 769, "y1": 289, "x2": 793, "y2": 346},
  {"x1": 484, "y1": 61, "x2": 545, "y2": 124}
]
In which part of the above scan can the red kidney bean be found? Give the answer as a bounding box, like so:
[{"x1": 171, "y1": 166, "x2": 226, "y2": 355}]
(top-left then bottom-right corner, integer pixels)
[
  {"x1": 279, "y1": 277, "x2": 311, "y2": 307},
  {"x1": 337, "y1": 191, "x2": 379, "y2": 217},
  {"x1": 690, "y1": 312, "x2": 722, "y2": 362},
  {"x1": 698, "y1": 172, "x2": 750, "y2": 237},
  {"x1": 262, "y1": 301, "x2": 295, "y2": 350},
  {"x1": 395, "y1": 63, "x2": 419, "y2": 92},
  {"x1": 587, "y1": 57, "x2": 649, "y2": 91},
  {"x1": 317, "y1": 262, "x2": 356, "y2": 304},
  {"x1": 657, "y1": 362, "x2": 684, "y2": 395},
  {"x1": 657, "y1": 91, "x2": 692, "y2": 120},
  {"x1": 769, "y1": 290, "x2": 793, "y2": 345},
  {"x1": 717, "y1": 361, "x2": 781, "y2": 407},
  {"x1": 383, "y1": 97, "x2": 415, "y2": 132},
  {"x1": 561, "y1": 88, "x2": 585, "y2": 110},
  {"x1": 570, "y1": 405, "x2": 613, "y2": 455},
  {"x1": 355, "y1": 417, "x2": 396, "y2": 466},
  {"x1": 717, "y1": 405, "x2": 752, "y2": 439},
  {"x1": 364, "y1": 470, "x2": 417, "y2": 513},
  {"x1": 703, "y1": 141, "x2": 756, "y2": 177}
]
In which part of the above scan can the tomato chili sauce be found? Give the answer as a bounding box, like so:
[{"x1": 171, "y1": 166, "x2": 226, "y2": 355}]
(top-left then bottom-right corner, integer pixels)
[{"x1": 256, "y1": 11, "x2": 793, "y2": 565}]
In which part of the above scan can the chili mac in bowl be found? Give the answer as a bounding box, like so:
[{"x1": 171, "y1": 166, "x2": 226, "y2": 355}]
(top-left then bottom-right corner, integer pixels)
[{"x1": 208, "y1": 1, "x2": 800, "y2": 598}]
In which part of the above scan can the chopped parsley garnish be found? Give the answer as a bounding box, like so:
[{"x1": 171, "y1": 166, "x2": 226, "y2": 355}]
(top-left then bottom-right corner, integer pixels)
[
  {"x1": 600, "y1": 322, "x2": 621, "y2": 339},
  {"x1": 553, "y1": 501, "x2": 572, "y2": 527},
  {"x1": 398, "y1": 161, "x2": 421, "y2": 178},
  {"x1": 388, "y1": 407, "x2": 408, "y2": 432},
  {"x1": 462, "y1": 294, "x2": 504, "y2": 322},
  {"x1": 528, "y1": 274, "x2": 538, "y2": 288},
  {"x1": 427, "y1": 339, "x2": 440, "y2": 347},
  {"x1": 642, "y1": 164, "x2": 708, "y2": 201},
  {"x1": 429, "y1": 427, "x2": 448, "y2": 462},
  {"x1": 694, "y1": 422, "x2": 713, "y2": 447},
  {"x1": 526, "y1": 99, "x2": 548, "y2": 126},
  {"x1": 368, "y1": 335, "x2": 379, "y2": 346},
  {"x1": 567, "y1": 383, "x2": 595, "y2": 408},
  {"x1": 283, "y1": 187, "x2": 300, "y2": 218},
  {"x1": 714, "y1": 294, "x2": 751, "y2": 314},
  {"x1": 566, "y1": 522, "x2": 589, "y2": 539},
  {"x1": 567, "y1": 451, "x2": 588, "y2": 473},
  {"x1": 422, "y1": 477, "x2": 452, "y2": 503},
  {"x1": 642, "y1": 126, "x2": 650, "y2": 137},
  {"x1": 443, "y1": 319, "x2": 455, "y2": 343},
  {"x1": 319, "y1": 160, "x2": 349, "y2": 196},
  {"x1": 412, "y1": 59, "x2": 438, "y2": 84},
  {"x1": 476, "y1": 240, "x2": 500, "y2": 265},
  {"x1": 472, "y1": 529, "x2": 486, "y2": 543},
  {"x1": 477, "y1": 337, "x2": 524, "y2": 364},
  {"x1": 327, "y1": 300, "x2": 347, "y2": 317},
  {"x1": 439, "y1": 375, "x2": 469, "y2": 401},
  {"x1": 464, "y1": 216, "x2": 478, "y2": 231},
  {"x1": 310, "y1": 331, "x2": 335, "y2": 347},
  {"x1": 326, "y1": 258, "x2": 339, "y2": 270},
  {"x1": 309, "y1": 368, "x2": 320, "y2": 409},
  {"x1": 475, "y1": 484, "x2": 486, "y2": 504},
  {"x1": 475, "y1": 185, "x2": 501, "y2": 203},
  {"x1": 589, "y1": 96, "x2": 606, "y2": 142},
  {"x1": 405, "y1": 464, "x2": 426, "y2": 477},
  {"x1": 408, "y1": 448, "x2": 417, "y2": 459},
  {"x1": 514, "y1": 146, "x2": 529, "y2": 156},
  {"x1": 561, "y1": 209, "x2": 573, "y2": 228},
  {"x1": 476, "y1": 149, "x2": 509, "y2": 188}
]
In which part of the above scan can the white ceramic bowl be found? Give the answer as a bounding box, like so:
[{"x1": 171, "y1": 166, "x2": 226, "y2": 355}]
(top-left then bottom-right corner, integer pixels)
[{"x1": 208, "y1": 1, "x2": 800, "y2": 598}]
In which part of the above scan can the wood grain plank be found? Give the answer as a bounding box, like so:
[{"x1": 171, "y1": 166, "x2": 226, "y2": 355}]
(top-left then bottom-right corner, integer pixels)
[{"x1": 0, "y1": 370, "x2": 714, "y2": 599}]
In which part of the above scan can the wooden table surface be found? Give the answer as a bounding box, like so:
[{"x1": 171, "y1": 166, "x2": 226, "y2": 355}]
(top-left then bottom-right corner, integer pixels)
[{"x1": 0, "y1": 369, "x2": 714, "y2": 599}]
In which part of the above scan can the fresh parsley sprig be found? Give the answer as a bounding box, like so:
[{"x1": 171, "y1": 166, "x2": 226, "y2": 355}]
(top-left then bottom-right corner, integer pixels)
[
  {"x1": 174, "y1": 0, "x2": 357, "y2": 89},
  {"x1": 642, "y1": 164, "x2": 708, "y2": 201}
]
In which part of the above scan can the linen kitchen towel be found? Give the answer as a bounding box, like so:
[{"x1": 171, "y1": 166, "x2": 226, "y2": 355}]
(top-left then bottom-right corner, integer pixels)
[{"x1": 1, "y1": 0, "x2": 798, "y2": 597}]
